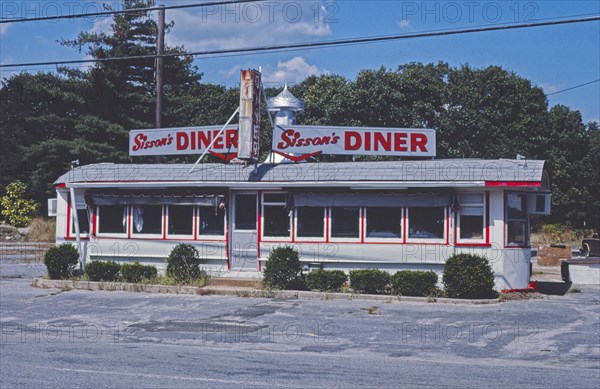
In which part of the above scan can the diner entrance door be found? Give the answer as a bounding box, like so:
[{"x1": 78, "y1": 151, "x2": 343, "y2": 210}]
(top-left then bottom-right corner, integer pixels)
[{"x1": 229, "y1": 192, "x2": 259, "y2": 271}]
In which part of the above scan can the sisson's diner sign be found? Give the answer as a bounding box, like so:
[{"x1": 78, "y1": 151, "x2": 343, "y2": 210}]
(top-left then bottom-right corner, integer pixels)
[
  {"x1": 272, "y1": 125, "x2": 436, "y2": 160},
  {"x1": 129, "y1": 126, "x2": 239, "y2": 159}
]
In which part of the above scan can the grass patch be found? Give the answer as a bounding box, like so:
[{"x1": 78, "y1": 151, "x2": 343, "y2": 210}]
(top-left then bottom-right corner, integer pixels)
[
  {"x1": 26, "y1": 218, "x2": 56, "y2": 242},
  {"x1": 361, "y1": 306, "x2": 379, "y2": 315},
  {"x1": 569, "y1": 287, "x2": 582, "y2": 293},
  {"x1": 137, "y1": 275, "x2": 210, "y2": 288}
]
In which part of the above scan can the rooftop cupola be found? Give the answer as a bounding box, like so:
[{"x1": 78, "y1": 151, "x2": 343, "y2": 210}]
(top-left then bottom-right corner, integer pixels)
[{"x1": 267, "y1": 84, "x2": 304, "y2": 126}]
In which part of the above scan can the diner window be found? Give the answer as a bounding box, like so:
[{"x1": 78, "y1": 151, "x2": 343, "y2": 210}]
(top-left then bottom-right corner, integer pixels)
[
  {"x1": 458, "y1": 193, "x2": 485, "y2": 242},
  {"x1": 168, "y1": 205, "x2": 194, "y2": 236},
  {"x1": 97, "y1": 205, "x2": 127, "y2": 234},
  {"x1": 235, "y1": 194, "x2": 256, "y2": 230},
  {"x1": 296, "y1": 207, "x2": 325, "y2": 238},
  {"x1": 366, "y1": 207, "x2": 402, "y2": 239},
  {"x1": 263, "y1": 193, "x2": 290, "y2": 238},
  {"x1": 131, "y1": 205, "x2": 163, "y2": 235},
  {"x1": 199, "y1": 206, "x2": 225, "y2": 236},
  {"x1": 408, "y1": 207, "x2": 445, "y2": 240},
  {"x1": 70, "y1": 208, "x2": 90, "y2": 235},
  {"x1": 506, "y1": 193, "x2": 529, "y2": 246},
  {"x1": 331, "y1": 207, "x2": 360, "y2": 239}
]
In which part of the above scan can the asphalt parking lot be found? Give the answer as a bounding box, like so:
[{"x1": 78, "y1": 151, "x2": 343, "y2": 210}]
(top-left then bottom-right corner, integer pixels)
[{"x1": 1, "y1": 250, "x2": 599, "y2": 388}]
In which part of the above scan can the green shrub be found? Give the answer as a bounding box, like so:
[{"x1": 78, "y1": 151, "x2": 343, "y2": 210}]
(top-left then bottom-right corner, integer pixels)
[
  {"x1": 443, "y1": 254, "x2": 497, "y2": 299},
  {"x1": 44, "y1": 243, "x2": 80, "y2": 279},
  {"x1": 0, "y1": 180, "x2": 39, "y2": 227},
  {"x1": 121, "y1": 262, "x2": 157, "y2": 283},
  {"x1": 391, "y1": 270, "x2": 438, "y2": 296},
  {"x1": 263, "y1": 246, "x2": 302, "y2": 289},
  {"x1": 166, "y1": 243, "x2": 204, "y2": 281},
  {"x1": 349, "y1": 269, "x2": 391, "y2": 295},
  {"x1": 306, "y1": 269, "x2": 347, "y2": 291},
  {"x1": 85, "y1": 261, "x2": 121, "y2": 282}
]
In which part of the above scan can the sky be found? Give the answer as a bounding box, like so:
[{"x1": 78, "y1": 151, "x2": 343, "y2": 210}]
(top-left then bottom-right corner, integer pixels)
[{"x1": 1, "y1": 0, "x2": 599, "y2": 123}]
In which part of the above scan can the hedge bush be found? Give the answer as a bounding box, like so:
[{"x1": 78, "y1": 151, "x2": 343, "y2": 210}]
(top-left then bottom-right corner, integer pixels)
[
  {"x1": 166, "y1": 243, "x2": 204, "y2": 281},
  {"x1": 121, "y1": 262, "x2": 157, "y2": 283},
  {"x1": 443, "y1": 254, "x2": 497, "y2": 299},
  {"x1": 391, "y1": 270, "x2": 438, "y2": 296},
  {"x1": 349, "y1": 269, "x2": 391, "y2": 295},
  {"x1": 85, "y1": 261, "x2": 121, "y2": 282},
  {"x1": 306, "y1": 269, "x2": 347, "y2": 291},
  {"x1": 44, "y1": 243, "x2": 79, "y2": 279},
  {"x1": 263, "y1": 246, "x2": 302, "y2": 289}
]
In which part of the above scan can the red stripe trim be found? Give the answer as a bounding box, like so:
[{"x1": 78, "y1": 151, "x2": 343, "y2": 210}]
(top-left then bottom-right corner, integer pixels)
[
  {"x1": 445, "y1": 208, "x2": 449, "y2": 245},
  {"x1": 485, "y1": 191, "x2": 490, "y2": 244},
  {"x1": 55, "y1": 183, "x2": 66, "y2": 188},
  {"x1": 92, "y1": 207, "x2": 97, "y2": 236},
  {"x1": 162, "y1": 206, "x2": 167, "y2": 240},
  {"x1": 402, "y1": 209, "x2": 407, "y2": 244},
  {"x1": 325, "y1": 208, "x2": 330, "y2": 243},
  {"x1": 485, "y1": 181, "x2": 541, "y2": 187},
  {"x1": 66, "y1": 199, "x2": 71, "y2": 239},
  {"x1": 360, "y1": 208, "x2": 365, "y2": 244},
  {"x1": 257, "y1": 191, "x2": 262, "y2": 271},
  {"x1": 127, "y1": 207, "x2": 131, "y2": 239}
]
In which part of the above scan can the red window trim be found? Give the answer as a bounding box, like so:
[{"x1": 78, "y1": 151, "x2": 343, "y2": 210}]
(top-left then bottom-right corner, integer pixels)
[{"x1": 454, "y1": 192, "x2": 489, "y2": 246}]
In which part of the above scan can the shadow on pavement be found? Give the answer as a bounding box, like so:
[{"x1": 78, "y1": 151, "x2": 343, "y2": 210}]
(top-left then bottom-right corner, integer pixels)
[{"x1": 536, "y1": 281, "x2": 573, "y2": 295}]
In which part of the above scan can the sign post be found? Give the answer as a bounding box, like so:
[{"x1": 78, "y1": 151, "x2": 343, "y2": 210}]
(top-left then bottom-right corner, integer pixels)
[{"x1": 238, "y1": 69, "x2": 262, "y2": 162}]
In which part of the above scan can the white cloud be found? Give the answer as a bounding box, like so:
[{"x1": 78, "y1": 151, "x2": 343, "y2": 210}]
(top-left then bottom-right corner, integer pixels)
[
  {"x1": 540, "y1": 83, "x2": 560, "y2": 94},
  {"x1": 397, "y1": 20, "x2": 412, "y2": 30},
  {"x1": 263, "y1": 56, "x2": 329, "y2": 83},
  {"x1": 219, "y1": 64, "x2": 242, "y2": 78},
  {"x1": 90, "y1": 17, "x2": 113, "y2": 35},
  {"x1": 0, "y1": 24, "x2": 10, "y2": 35},
  {"x1": 0, "y1": 56, "x2": 16, "y2": 80},
  {"x1": 165, "y1": 1, "x2": 333, "y2": 52}
]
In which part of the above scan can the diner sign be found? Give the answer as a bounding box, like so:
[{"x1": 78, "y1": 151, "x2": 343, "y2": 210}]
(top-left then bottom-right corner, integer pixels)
[
  {"x1": 129, "y1": 126, "x2": 239, "y2": 159},
  {"x1": 272, "y1": 125, "x2": 436, "y2": 160}
]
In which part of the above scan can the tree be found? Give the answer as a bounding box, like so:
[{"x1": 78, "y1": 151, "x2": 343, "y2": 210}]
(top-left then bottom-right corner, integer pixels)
[
  {"x1": 0, "y1": 181, "x2": 39, "y2": 227},
  {"x1": 438, "y1": 65, "x2": 548, "y2": 158}
]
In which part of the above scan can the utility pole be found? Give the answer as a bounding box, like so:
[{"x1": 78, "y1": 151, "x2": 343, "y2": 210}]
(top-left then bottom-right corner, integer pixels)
[{"x1": 154, "y1": 4, "x2": 165, "y2": 163}]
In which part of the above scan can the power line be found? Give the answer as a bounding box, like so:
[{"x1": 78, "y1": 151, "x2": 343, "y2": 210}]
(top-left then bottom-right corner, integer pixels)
[
  {"x1": 546, "y1": 79, "x2": 600, "y2": 96},
  {"x1": 1, "y1": 15, "x2": 598, "y2": 69},
  {"x1": 0, "y1": 0, "x2": 261, "y2": 24}
]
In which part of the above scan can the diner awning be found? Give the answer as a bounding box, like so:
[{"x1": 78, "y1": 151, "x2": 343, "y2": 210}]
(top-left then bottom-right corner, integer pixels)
[
  {"x1": 85, "y1": 189, "x2": 225, "y2": 206},
  {"x1": 289, "y1": 191, "x2": 451, "y2": 208}
]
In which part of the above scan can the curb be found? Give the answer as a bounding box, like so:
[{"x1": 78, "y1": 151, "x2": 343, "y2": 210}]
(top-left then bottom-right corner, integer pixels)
[{"x1": 31, "y1": 278, "x2": 499, "y2": 305}]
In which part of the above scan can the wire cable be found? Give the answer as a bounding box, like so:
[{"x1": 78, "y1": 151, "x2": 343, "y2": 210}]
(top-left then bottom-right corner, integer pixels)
[
  {"x1": 546, "y1": 79, "x2": 600, "y2": 96},
  {"x1": 1, "y1": 15, "x2": 598, "y2": 69}
]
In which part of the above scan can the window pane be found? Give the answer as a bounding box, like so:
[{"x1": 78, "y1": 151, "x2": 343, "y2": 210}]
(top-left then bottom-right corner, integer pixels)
[
  {"x1": 98, "y1": 205, "x2": 127, "y2": 234},
  {"x1": 507, "y1": 193, "x2": 527, "y2": 219},
  {"x1": 366, "y1": 207, "x2": 401, "y2": 238},
  {"x1": 460, "y1": 206, "x2": 483, "y2": 216},
  {"x1": 264, "y1": 205, "x2": 290, "y2": 237},
  {"x1": 168, "y1": 206, "x2": 193, "y2": 236},
  {"x1": 461, "y1": 193, "x2": 484, "y2": 204},
  {"x1": 264, "y1": 193, "x2": 286, "y2": 203},
  {"x1": 199, "y1": 206, "x2": 225, "y2": 235},
  {"x1": 331, "y1": 207, "x2": 359, "y2": 238},
  {"x1": 71, "y1": 209, "x2": 90, "y2": 234},
  {"x1": 507, "y1": 221, "x2": 527, "y2": 246},
  {"x1": 297, "y1": 207, "x2": 324, "y2": 238},
  {"x1": 132, "y1": 205, "x2": 162, "y2": 235},
  {"x1": 235, "y1": 194, "x2": 256, "y2": 230},
  {"x1": 460, "y1": 215, "x2": 484, "y2": 240},
  {"x1": 408, "y1": 207, "x2": 445, "y2": 239}
]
